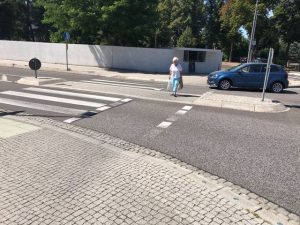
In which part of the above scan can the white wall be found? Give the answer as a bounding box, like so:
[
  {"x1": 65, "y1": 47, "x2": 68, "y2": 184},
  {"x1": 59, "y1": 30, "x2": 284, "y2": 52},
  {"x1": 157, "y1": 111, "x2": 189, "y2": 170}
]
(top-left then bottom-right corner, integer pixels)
[
  {"x1": 0, "y1": 40, "x2": 222, "y2": 74},
  {"x1": 195, "y1": 51, "x2": 222, "y2": 74},
  {"x1": 112, "y1": 46, "x2": 173, "y2": 73},
  {"x1": 69, "y1": 44, "x2": 113, "y2": 67}
]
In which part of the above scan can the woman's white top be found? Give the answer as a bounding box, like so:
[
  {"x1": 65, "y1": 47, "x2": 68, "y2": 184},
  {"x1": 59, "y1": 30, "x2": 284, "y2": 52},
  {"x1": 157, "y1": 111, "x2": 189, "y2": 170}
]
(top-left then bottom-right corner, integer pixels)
[{"x1": 170, "y1": 63, "x2": 182, "y2": 79}]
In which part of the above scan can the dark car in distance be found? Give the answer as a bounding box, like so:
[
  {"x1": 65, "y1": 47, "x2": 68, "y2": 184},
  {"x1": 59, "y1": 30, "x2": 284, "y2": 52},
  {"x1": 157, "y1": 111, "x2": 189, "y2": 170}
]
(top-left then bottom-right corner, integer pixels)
[{"x1": 207, "y1": 63, "x2": 289, "y2": 93}]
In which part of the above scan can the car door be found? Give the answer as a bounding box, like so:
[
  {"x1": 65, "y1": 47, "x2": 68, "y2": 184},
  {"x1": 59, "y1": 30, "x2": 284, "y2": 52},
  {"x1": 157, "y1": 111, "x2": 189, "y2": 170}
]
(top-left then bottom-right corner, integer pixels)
[{"x1": 235, "y1": 65, "x2": 262, "y2": 88}]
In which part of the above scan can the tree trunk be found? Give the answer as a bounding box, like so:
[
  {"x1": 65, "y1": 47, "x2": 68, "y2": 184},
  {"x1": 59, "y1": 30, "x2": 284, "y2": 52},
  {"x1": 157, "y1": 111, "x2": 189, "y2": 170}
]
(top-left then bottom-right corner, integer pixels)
[
  {"x1": 26, "y1": 1, "x2": 35, "y2": 42},
  {"x1": 285, "y1": 42, "x2": 291, "y2": 67},
  {"x1": 229, "y1": 42, "x2": 233, "y2": 62}
]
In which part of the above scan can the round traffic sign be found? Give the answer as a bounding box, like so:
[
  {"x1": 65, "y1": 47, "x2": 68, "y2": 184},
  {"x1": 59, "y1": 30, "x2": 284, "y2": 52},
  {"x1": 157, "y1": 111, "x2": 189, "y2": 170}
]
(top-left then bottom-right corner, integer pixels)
[{"x1": 29, "y1": 58, "x2": 41, "y2": 70}]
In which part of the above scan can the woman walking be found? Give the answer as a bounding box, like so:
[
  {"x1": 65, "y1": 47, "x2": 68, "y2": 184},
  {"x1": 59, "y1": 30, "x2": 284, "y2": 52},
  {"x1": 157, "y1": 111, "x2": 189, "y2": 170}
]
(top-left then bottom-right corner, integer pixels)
[{"x1": 169, "y1": 57, "x2": 183, "y2": 97}]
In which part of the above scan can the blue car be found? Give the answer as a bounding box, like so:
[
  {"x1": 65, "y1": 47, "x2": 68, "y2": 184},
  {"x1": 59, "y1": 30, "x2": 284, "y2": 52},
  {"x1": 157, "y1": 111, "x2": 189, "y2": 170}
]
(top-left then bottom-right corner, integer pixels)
[{"x1": 207, "y1": 63, "x2": 289, "y2": 93}]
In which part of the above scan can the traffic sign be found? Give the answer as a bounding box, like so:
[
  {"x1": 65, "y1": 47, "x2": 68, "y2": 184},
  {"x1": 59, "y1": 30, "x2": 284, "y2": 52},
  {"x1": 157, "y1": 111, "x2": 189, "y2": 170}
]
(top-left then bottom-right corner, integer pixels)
[
  {"x1": 29, "y1": 58, "x2": 41, "y2": 70},
  {"x1": 63, "y1": 32, "x2": 70, "y2": 42},
  {"x1": 29, "y1": 58, "x2": 41, "y2": 78}
]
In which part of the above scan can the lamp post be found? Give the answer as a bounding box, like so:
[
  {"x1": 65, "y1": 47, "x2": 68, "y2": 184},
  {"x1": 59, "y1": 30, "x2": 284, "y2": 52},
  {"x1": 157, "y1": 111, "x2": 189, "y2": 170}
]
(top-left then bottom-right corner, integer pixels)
[{"x1": 247, "y1": 0, "x2": 259, "y2": 63}]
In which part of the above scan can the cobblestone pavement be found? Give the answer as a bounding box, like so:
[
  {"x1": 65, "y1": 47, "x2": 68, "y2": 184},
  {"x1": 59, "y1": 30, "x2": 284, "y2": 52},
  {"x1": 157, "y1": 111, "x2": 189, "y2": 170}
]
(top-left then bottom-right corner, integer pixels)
[{"x1": 0, "y1": 115, "x2": 299, "y2": 225}]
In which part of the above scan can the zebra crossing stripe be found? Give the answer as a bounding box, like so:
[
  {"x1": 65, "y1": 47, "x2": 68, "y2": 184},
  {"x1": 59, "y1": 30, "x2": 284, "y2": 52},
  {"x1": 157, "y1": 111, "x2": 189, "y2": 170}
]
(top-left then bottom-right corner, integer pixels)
[
  {"x1": 80, "y1": 80, "x2": 162, "y2": 91},
  {"x1": 0, "y1": 97, "x2": 87, "y2": 115},
  {"x1": 0, "y1": 91, "x2": 106, "y2": 108},
  {"x1": 96, "y1": 106, "x2": 111, "y2": 111},
  {"x1": 24, "y1": 87, "x2": 121, "y2": 102},
  {"x1": 182, "y1": 106, "x2": 193, "y2": 111},
  {"x1": 92, "y1": 79, "x2": 163, "y2": 87},
  {"x1": 121, "y1": 98, "x2": 132, "y2": 103},
  {"x1": 64, "y1": 117, "x2": 81, "y2": 124}
]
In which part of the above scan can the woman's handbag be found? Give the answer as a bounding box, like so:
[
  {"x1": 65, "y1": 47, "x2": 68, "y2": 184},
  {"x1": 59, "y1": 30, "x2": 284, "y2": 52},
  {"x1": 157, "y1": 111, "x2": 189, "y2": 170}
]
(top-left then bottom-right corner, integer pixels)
[
  {"x1": 167, "y1": 78, "x2": 172, "y2": 91},
  {"x1": 178, "y1": 77, "x2": 183, "y2": 90}
]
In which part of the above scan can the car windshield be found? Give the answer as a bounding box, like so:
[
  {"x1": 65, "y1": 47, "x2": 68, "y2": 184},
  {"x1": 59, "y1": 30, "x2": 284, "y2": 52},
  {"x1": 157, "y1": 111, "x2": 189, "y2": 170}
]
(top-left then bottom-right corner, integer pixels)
[{"x1": 227, "y1": 64, "x2": 243, "y2": 71}]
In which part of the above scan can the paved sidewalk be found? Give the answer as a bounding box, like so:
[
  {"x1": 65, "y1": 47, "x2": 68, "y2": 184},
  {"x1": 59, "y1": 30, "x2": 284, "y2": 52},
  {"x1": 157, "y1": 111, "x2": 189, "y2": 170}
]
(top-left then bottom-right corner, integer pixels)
[
  {"x1": 1, "y1": 59, "x2": 300, "y2": 87},
  {"x1": 0, "y1": 114, "x2": 299, "y2": 225},
  {"x1": 0, "y1": 59, "x2": 207, "y2": 86}
]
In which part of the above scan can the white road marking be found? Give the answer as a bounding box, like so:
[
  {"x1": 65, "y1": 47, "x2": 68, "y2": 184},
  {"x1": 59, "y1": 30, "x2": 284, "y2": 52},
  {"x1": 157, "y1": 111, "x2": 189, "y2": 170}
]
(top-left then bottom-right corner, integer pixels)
[
  {"x1": 64, "y1": 117, "x2": 81, "y2": 124},
  {"x1": 157, "y1": 121, "x2": 172, "y2": 129},
  {"x1": 175, "y1": 110, "x2": 188, "y2": 115},
  {"x1": 0, "y1": 91, "x2": 106, "y2": 108},
  {"x1": 166, "y1": 116, "x2": 179, "y2": 122},
  {"x1": 92, "y1": 79, "x2": 163, "y2": 87},
  {"x1": 158, "y1": 106, "x2": 193, "y2": 129},
  {"x1": 182, "y1": 106, "x2": 193, "y2": 111},
  {"x1": 96, "y1": 106, "x2": 111, "y2": 111},
  {"x1": 25, "y1": 87, "x2": 121, "y2": 102},
  {"x1": 121, "y1": 98, "x2": 133, "y2": 103},
  {"x1": 81, "y1": 80, "x2": 162, "y2": 91},
  {"x1": 0, "y1": 97, "x2": 87, "y2": 115}
]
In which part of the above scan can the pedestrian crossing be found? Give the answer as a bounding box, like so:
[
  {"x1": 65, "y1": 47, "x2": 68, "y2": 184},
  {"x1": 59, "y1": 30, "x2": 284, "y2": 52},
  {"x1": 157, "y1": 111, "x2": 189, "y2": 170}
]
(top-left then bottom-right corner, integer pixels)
[
  {"x1": 0, "y1": 87, "x2": 132, "y2": 123},
  {"x1": 79, "y1": 78, "x2": 165, "y2": 91}
]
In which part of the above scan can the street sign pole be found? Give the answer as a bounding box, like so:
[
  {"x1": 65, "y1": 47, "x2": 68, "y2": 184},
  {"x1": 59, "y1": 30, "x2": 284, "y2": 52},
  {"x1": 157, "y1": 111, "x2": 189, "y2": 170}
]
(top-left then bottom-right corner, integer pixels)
[
  {"x1": 262, "y1": 48, "x2": 274, "y2": 101},
  {"x1": 66, "y1": 42, "x2": 69, "y2": 71},
  {"x1": 34, "y1": 58, "x2": 37, "y2": 78},
  {"x1": 63, "y1": 32, "x2": 70, "y2": 71}
]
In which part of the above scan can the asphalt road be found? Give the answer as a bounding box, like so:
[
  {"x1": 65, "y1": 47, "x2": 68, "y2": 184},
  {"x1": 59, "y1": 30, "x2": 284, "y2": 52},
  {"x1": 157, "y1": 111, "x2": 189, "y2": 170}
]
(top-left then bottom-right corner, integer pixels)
[
  {"x1": 0, "y1": 66, "x2": 299, "y2": 215},
  {"x1": 74, "y1": 99, "x2": 300, "y2": 215}
]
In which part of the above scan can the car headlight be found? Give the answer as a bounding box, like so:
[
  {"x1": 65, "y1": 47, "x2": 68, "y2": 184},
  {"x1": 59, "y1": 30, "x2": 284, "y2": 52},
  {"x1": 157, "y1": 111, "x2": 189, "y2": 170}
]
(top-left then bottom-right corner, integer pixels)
[{"x1": 210, "y1": 74, "x2": 218, "y2": 78}]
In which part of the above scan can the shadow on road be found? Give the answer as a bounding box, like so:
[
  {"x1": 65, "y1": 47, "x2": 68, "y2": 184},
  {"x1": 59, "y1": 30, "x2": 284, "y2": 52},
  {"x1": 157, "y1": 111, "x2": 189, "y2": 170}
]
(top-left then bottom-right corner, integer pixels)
[
  {"x1": 0, "y1": 110, "x2": 24, "y2": 117},
  {"x1": 212, "y1": 87, "x2": 298, "y2": 95},
  {"x1": 285, "y1": 104, "x2": 300, "y2": 109}
]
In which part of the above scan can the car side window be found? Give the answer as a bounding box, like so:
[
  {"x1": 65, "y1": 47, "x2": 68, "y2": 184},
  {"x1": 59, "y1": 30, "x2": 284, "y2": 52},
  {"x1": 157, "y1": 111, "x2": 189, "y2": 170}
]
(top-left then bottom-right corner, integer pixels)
[
  {"x1": 261, "y1": 65, "x2": 281, "y2": 72},
  {"x1": 241, "y1": 66, "x2": 250, "y2": 73},
  {"x1": 249, "y1": 65, "x2": 262, "y2": 72}
]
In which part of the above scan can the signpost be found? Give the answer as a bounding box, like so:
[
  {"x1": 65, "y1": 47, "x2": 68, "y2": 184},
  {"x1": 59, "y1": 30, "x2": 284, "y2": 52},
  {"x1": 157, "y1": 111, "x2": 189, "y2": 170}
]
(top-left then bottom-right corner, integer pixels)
[
  {"x1": 64, "y1": 32, "x2": 70, "y2": 71},
  {"x1": 29, "y1": 58, "x2": 41, "y2": 78},
  {"x1": 261, "y1": 48, "x2": 274, "y2": 102}
]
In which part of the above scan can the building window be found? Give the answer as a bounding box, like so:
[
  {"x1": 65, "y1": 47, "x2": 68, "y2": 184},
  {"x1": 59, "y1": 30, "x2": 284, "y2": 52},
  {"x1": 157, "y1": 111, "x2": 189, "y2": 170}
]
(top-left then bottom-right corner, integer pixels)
[{"x1": 184, "y1": 51, "x2": 206, "y2": 62}]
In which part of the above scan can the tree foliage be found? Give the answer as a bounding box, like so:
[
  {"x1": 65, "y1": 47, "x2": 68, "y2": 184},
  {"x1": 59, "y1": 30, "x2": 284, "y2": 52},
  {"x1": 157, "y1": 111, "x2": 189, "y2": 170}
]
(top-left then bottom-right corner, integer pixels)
[
  {"x1": 177, "y1": 27, "x2": 197, "y2": 47},
  {"x1": 1, "y1": 0, "x2": 300, "y2": 63}
]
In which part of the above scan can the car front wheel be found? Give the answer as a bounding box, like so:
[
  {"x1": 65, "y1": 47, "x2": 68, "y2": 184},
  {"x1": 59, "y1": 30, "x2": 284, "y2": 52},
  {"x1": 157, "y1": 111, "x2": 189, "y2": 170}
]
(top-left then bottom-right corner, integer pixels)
[
  {"x1": 218, "y1": 79, "x2": 231, "y2": 90},
  {"x1": 271, "y1": 82, "x2": 283, "y2": 93}
]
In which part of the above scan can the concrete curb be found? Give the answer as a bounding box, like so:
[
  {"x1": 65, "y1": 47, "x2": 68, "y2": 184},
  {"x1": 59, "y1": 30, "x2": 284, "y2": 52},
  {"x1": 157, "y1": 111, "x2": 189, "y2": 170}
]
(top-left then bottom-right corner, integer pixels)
[
  {"x1": 16, "y1": 76, "x2": 65, "y2": 86},
  {"x1": 193, "y1": 92, "x2": 289, "y2": 113}
]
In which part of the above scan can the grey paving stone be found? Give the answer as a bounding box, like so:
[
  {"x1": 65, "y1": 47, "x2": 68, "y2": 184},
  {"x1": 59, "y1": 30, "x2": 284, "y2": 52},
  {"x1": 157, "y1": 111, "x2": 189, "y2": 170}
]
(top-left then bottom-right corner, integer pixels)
[{"x1": 0, "y1": 116, "x2": 298, "y2": 225}]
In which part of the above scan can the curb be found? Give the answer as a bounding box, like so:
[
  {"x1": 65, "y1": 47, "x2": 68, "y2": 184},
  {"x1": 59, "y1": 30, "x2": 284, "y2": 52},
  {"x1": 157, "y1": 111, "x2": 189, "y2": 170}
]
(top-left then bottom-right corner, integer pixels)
[
  {"x1": 16, "y1": 76, "x2": 65, "y2": 86},
  {"x1": 193, "y1": 92, "x2": 289, "y2": 113}
]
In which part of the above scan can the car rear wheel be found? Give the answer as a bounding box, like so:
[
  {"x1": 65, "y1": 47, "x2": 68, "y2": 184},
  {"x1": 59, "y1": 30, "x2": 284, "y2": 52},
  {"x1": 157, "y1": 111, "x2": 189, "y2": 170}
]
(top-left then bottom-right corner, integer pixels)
[
  {"x1": 218, "y1": 79, "x2": 231, "y2": 90},
  {"x1": 271, "y1": 82, "x2": 283, "y2": 93}
]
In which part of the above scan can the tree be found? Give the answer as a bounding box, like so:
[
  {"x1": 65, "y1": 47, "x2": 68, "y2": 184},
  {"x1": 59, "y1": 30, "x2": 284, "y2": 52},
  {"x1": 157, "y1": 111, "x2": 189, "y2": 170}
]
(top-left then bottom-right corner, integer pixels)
[
  {"x1": 220, "y1": 0, "x2": 242, "y2": 61},
  {"x1": 177, "y1": 27, "x2": 197, "y2": 47},
  {"x1": 100, "y1": 0, "x2": 158, "y2": 47},
  {"x1": 157, "y1": 0, "x2": 205, "y2": 47},
  {"x1": 289, "y1": 42, "x2": 300, "y2": 71},
  {"x1": 203, "y1": 0, "x2": 223, "y2": 49},
  {"x1": 273, "y1": 0, "x2": 300, "y2": 65},
  {"x1": 35, "y1": 0, "x2": 158, "y2": 46},
  {"x1": 0, "y1": 0, "x2": 27, "y2": 40}
]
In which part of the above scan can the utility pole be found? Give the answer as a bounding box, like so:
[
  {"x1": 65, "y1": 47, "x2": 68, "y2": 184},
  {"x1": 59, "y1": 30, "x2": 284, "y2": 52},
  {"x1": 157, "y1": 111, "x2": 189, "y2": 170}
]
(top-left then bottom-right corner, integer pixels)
[{"x1": 247, "y1": 0, "x2": 259, "y2": 63}]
